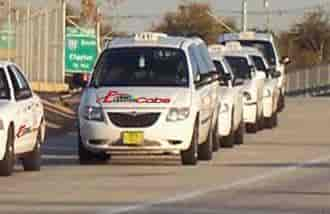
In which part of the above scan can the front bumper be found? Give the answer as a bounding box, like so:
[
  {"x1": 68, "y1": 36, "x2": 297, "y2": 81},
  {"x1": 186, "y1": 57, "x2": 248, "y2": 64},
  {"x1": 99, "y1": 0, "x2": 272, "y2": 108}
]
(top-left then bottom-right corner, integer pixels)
[
  {"x1": 243, "y1": 103, "x2": 257, "y2": 124},
  {"x1": 79, "y1": 111, "x2": 195, "y2": 154},
  {"x1": 263, "y1": 96, "x2": 274, "y2": 118}
]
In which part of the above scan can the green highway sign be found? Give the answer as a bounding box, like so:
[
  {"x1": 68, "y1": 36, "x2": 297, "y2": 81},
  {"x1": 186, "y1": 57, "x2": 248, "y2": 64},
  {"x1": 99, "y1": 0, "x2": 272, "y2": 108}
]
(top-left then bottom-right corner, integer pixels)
[{"x1": 65, "y1": 27, "x2": 98, "y2": 74}]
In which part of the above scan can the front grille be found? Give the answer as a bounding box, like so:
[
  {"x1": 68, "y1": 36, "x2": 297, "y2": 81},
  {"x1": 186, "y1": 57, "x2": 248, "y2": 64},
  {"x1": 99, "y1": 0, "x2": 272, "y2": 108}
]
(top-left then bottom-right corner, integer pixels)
[{"x1": 108, "y1": 113, "x2": 161, "y2": 128}]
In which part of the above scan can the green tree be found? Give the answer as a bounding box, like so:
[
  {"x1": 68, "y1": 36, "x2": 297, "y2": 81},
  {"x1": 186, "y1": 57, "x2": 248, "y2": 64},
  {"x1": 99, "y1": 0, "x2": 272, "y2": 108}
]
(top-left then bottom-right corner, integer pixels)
[{"x1": 152, "y1": 2, "x2": 236, "y2": 44}]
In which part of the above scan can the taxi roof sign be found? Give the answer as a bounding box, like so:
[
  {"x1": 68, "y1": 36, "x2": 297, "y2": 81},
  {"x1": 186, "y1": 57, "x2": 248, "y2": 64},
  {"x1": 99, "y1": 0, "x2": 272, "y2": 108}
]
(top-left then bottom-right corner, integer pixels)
[
  {"x1": 225, "y1": 41, "x2": 242, "y2": 51},
  {"x1": 239, "y1": 31, "x2": 256, "y2": 40},
  {"x1": 208, "y1": 44, "x2": 226, "y2": 53},
  {"x1": 134, "y1": 32, "x2": 168, "y2": 42}
]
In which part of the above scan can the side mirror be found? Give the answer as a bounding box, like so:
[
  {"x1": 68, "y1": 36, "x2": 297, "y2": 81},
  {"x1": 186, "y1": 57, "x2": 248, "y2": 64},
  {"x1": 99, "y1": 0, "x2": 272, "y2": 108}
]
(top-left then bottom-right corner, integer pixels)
[
  {"x1": 234, "y1": 78, "x2": 244, "y2": 86},
  {"x1": 220, "y1": 73, "x2": 232, "y2": 82},
  {"x1": 73, "y1": 73, "x2": 90, "y2": 88},
  {"x1": 281, "y1": 56, "x2": 291, "y2": 65},
  {"x1": 194, "y1": 73, "x2": 201, "y2": 83},
  {"x1": 271, "y1": 71, "x2": 282, "y2": 78}
]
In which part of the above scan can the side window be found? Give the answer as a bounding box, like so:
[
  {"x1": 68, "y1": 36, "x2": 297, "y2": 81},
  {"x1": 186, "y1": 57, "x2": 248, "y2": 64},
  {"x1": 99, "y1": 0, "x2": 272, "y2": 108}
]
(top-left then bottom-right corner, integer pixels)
[
  {"x1": 188, "y1": 46, "x2": 200, "y2": 81},
  {"x1": 0, "y1": 68, "x2": 10, "y2": 100},
  {"x1": 7, "y1": 66, "x2": 32, "y2": 101},
  {"x1": 199, "y1": 43, "x2": 216, "y2": 73},
  {"x1": 191, "y1": 45, "x2": 209, "y2": 75}
]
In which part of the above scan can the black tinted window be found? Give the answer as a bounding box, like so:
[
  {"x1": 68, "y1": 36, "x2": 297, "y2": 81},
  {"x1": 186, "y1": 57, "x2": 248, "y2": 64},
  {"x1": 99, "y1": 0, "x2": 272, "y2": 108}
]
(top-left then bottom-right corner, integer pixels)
[
  {"x1": 8, "y1": 66, "x2": 32, "y2": 100},
  {"x1": 91, "y1": 47, "x2": 189, "y2": 87},
  {"x1": 225, "y1": 56, "x2": 251, "y2": 79},
  {"x1": 0, "y1": 68, "x2": 10, "y2": 99},
  {"x1": 239, "y1": 40, "x2": 276, "y2": 66},
  {"x1": 251, "y1": 56, "x2": 266, "y2": 71}
]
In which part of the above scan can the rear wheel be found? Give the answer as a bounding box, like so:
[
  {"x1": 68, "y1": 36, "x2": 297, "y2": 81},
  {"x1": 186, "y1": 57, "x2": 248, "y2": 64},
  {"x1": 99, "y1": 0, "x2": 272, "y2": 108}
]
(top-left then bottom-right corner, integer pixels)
[
  {"x1": 212, "y1": 119, "x2": 220, "y2": 152},
  {"x1": 181, "y1": 121, "x2": 198, "y2": 165},
  {"x1": 0, "y1": 126, "x2": 15, "y2": 176},
  {"x1": 78, "y1": 132, "x2": 111, "y2": 165},
  {"x1": 235, "y1": 122, "x2": 245, "y2": 145},
  {"x1": 22, "y1": 129, "x2": 42, "y2": 171},
  {"x1": 272, "y1": 112, "x2": 278, "y2": 128},
  {"x1": 198, "y1": 123, "x2": 213, "y2": 161}
]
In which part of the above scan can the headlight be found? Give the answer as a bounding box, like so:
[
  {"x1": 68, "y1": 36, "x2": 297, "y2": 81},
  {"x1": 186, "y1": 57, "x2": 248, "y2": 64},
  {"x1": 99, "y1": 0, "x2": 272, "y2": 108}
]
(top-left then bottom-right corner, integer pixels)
[
  {"x1": 83, "y1": 106, "x2": 104, "y2": 122},
  {"x1": 264, "y1": 89, "x2": 272, "y2": 97},
  {"x1": 219, "y1": 103, "x2": 230, "y2": 114},
  {"x1": 243, "y1": 91, "x2": 252, "y2": 101},
  {"x1": 167, "y1": 108, "x2": 190, "y2": 122}
]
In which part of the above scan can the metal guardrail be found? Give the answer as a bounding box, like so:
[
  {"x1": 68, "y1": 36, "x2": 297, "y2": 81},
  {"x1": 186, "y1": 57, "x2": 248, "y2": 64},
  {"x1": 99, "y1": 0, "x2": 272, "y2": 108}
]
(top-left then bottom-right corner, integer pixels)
[
  {"x1": 286, "y1": 64, "x2": 330, "y2": 96},
  {"x1": 0, "y1": 0, "x2": 66, "y2": 89}
]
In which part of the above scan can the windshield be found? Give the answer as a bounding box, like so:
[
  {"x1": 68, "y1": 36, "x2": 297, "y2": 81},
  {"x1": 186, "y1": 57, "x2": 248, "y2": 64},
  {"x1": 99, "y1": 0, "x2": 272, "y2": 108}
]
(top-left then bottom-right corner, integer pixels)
[
  {"x1": 225, "y1": 56, "x2": 251, "y2": 79},
  {"x1": 238, "y1": 40, "x2": 276, "y2": 66},
  {"x1": 0, "y1": 68, "x2": 10, "y2": 100},
  {"x1": 91, "y1": 47, "x2": 189, "y2": 87}
]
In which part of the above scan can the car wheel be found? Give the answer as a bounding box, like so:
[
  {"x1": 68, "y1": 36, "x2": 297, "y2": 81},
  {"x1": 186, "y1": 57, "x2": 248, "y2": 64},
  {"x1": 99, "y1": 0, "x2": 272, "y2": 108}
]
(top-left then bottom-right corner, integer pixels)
[
  {"x1": 198, "y1": 120, "x2": 214, "y2": 161},
  {"x1": 235, "y1": 122, "x2": 245, "y2": 145},
  {"x1": 181, "y1": 120, "x2": 198, "y2": 165},
  {"x1": 212, "y1": 119, "x2": 220, "y2": 152},
  {"x1": 272, "y1": 112, "x2": 278, "y2": 128},
  {"x1": 0, "y1": 126, "x2": 15, "y2": 176},
  {"x1": 78, "y1": 132, "x2": 111, "y2": 165},
  {"x1": 22, "y1": 129, "x2": 42, "y2": 172}
]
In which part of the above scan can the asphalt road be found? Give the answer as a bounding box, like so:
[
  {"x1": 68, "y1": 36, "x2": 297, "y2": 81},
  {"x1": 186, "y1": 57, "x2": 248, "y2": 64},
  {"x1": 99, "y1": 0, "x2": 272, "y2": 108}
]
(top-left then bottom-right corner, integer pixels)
[{"x1": 0, "y1": 98, "x2": 329, "y2": 214}]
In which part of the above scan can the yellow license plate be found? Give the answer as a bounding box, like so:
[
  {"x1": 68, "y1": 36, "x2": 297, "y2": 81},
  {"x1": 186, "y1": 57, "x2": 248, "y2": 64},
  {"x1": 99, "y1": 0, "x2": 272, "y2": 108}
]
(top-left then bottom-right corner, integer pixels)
[{"x1": 123, "y1": 132, "x2": 144, "y2": 145}]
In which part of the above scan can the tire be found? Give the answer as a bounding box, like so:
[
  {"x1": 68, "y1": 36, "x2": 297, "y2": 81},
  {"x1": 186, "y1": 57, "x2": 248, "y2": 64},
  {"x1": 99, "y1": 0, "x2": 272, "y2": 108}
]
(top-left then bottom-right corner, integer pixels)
[
  {"x1": 0, "y1": 126, "x2": 15, "y2": 177},
  {"x1": 264, "y1": 117, "x2": 273, "y2": 129},
  {"x1": 235, "y1": 122, "x2": 245, "y2": 145},
  {"x1": 212, "y1": 119, "x2": 220, "y2": 152},
  {"x1": 272, "y1": 112, "x2": 278, "y2": 128},
  {"x1": 198, "y1": 123, "x2": 213, "y2": 161},
  {"x1": 22, "y1": 130, "x2": 42, "y2": 172},
  {"x1": 181, "y1": 121, "x2": 198, "y2": 165},
  {"x1": 277, "y1": 93, "x2": 285, "y2": 112},
  {"x1": 78, "y1": 133, "x2": 111, "y2": 165}
]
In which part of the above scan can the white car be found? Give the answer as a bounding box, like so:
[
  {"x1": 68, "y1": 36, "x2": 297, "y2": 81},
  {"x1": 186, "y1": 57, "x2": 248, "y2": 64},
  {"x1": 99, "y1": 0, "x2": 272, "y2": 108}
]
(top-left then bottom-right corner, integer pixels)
[
  {"x1": 209, "y1": 45, "x2": 244, "y2": 148},
  {"x1": 78, "y1": 32, "x2": 220, "y2": 165},
  {"x1": 0, "y1": 62, "x2": 45, "y2": 176},
  {"x1": 219, "y1": 31, "x2": 291, "y2": 112},
  {"x1": 217, "y1": 42, "x2": 265, "y2": 133},
  {"x1": 246, "y1": 48, "x2": 281, "y2": 128}
]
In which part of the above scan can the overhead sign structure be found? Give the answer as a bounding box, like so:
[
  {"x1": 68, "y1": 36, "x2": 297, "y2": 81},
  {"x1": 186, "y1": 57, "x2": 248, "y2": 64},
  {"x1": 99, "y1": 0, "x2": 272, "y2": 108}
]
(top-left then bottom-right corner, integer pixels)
[{"x1": 65, "y1": 27, "x2": 98, "y2": 74}]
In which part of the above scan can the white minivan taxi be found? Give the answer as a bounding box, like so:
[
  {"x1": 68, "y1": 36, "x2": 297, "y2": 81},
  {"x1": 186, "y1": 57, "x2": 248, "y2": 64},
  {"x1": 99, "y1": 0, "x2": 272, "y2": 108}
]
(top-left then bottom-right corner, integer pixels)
[
  {"x1": 219, "y1": 31, "x2": 291, "y2": 112},
  {"x1": 0, "y1": 62, "x2": 45, "y2": 176},
  {"x1": 245, "y1": 48, "x2": 281, "y2": 128},
  {"x1": 78, "y1": 33, "x2": 220, "y2": 166},
  {"x1": 218, "y1": 42, "x2": 265, "y2": 133},
  {"x1": 209, "y1": 45, "x2": 244, "y2": 148}
]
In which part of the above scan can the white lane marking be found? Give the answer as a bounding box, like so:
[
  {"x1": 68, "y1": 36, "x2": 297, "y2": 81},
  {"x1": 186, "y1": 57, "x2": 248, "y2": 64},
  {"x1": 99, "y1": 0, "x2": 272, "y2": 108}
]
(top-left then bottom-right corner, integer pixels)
[
  {"x1": 46, "y1": 122, "x2": 62, "y2": 129},
  {"x1": 42, "y1": 154, "x2": 77, "y2": 160},
  {"x1": 102, "y1": 154, "x2": 330, "y2": 214}
]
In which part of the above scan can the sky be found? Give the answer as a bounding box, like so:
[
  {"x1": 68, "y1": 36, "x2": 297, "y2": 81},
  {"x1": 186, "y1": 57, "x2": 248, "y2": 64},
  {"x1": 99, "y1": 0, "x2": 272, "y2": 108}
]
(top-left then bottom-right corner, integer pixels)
[{"x1": 35, "y1": 0, "x2": 330, "y2": 33}]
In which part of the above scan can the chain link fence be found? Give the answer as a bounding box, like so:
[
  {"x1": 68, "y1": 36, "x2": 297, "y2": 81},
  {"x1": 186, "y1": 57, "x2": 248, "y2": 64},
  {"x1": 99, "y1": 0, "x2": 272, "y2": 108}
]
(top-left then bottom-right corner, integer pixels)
[
  {"x1": 286, "y1": 65, "x2": 330, "y2": 96},
  {"x1": 0, "y1": 0, "x2": 66, "y2": 91}
]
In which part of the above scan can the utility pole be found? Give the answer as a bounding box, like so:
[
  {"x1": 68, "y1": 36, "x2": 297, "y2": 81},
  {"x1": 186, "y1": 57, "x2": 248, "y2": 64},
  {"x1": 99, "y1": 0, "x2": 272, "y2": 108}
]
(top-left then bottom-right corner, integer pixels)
[
  {"x1": 264, "y1": 0, "x2": 270, "y2": 32},
  {"x1": 242, "y1": 0, "x2": 247, "y2": 32},
  {"x1": 7, "y1": 0, "x2": 11, "y2": 61}
]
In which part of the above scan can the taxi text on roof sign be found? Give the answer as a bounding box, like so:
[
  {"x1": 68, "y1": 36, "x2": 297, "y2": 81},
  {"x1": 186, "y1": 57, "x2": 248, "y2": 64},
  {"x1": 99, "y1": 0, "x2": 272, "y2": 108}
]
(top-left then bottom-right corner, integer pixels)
[
  {"x1": 208, "y1": 45, "x2": 226, "y2": 53},
  {"x1": 134, "y1": 32, "x2": 168, "y2": 42},
  {"x1": 239, "y1": 32, "x2": 257, "y2": 40},
  {"x1": 225, "y1": 41, "x2": 243, "y2": 51}
]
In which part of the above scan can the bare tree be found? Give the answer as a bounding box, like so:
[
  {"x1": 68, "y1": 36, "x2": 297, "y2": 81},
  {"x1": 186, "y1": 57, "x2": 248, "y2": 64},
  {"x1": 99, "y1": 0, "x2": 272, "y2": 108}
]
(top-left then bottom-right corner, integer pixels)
[{"x1": 152, "y1": 2, "x2": 236, "y2": 44}]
